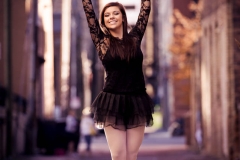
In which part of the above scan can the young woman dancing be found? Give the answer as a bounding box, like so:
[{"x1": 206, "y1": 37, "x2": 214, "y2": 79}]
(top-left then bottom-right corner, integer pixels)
[{"x1": 82, "y1": 0, "x2": 153, "y2": 159}]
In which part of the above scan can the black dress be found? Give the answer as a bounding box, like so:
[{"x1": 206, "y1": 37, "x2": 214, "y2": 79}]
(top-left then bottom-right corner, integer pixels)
[{"x1": 82, "y1": 0, "x2": 154, "y2": 131}]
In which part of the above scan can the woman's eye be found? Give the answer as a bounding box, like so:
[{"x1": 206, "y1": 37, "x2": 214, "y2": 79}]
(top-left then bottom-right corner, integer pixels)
[{"x1": 104, "y1": 12, "x2": 119, "y2": 17}]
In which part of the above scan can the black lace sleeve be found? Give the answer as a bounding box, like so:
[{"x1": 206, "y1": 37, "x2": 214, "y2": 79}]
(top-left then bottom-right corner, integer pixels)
[
  {"x1": 82, "y1": 0, "x2": 109, "y2": 60},
  {"x1": 129, "y1": 0, "x2": 151, "y2": 43}
]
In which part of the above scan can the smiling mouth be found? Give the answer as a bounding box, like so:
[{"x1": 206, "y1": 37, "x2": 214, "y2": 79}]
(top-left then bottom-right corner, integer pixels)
[{"x1": 109, "y1": 20, "x2": 117, "y2": 24}]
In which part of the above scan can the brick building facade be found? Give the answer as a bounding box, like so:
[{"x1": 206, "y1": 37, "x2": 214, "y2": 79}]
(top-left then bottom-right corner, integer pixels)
[
  {"x1": 0, "y1": 0, "x2": 29, "y2": 158},
  {"x1": 0, "y1": 0, "x2": 54, "y2": 158},
  {"x1": 170, "y1": 0, "x2": 197, "y2": 143},
  {"x1": 190, "y1": 0, "x2": 240, "y2": 159}
]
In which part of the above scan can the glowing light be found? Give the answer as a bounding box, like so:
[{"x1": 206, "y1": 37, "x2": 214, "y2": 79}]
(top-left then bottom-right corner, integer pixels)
[
  {"x1": 60, "y1": 0, "x2": 71, "y2": 109},
  {"x1": 25, "y1": 0, "x2": 31, "y2": 14},
  {"x1": 200, "y1": 32, "x2": 212, "y2": 152},
  {"x1": 38, "y1": 0, "x2": 55, "y2": 119}
]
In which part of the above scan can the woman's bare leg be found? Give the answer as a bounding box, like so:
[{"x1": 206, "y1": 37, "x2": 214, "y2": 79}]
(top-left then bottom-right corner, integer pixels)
[
  {"x1": 104, "y1": 126, "x2": 127, "y2": 160},
  {"x1": 126, "y1": 126, "x2": 145, "y2": 160}
]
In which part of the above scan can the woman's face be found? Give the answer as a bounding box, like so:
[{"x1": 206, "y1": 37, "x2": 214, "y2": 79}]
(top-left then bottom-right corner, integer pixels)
[{"x1": 103, "y1": 6, "x2": 123, "y2": 32}]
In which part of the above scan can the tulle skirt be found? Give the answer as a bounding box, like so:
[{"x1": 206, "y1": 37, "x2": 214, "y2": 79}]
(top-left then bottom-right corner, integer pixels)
[{"x1": 90, "y1": 91, "x2": 154, "y2": 131}]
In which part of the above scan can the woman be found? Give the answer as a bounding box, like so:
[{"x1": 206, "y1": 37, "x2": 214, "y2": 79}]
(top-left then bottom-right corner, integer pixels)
[
  {"x1": 65, "y1": 110, "x2": 79, "y2": 153},
  {"x1": 80, "y1": 108, "x2": 96, "y2": 152},
  {"x1": 82, "y1": 0, "x2": 153, "y2": 159},
  {"x1": 80, "y1": 114, "x2": 95, "y2": 152}
]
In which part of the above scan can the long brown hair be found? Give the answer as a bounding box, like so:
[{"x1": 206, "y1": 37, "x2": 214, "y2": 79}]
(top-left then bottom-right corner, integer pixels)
[{"x1": 100, "y1": 2, "x2": 136, "y2": 61}]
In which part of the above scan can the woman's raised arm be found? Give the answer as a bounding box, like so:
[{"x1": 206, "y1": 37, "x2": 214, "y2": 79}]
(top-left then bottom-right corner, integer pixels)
[
  {"x1": 82, "y1": 0, "x2": 104, "y2": 51},
  {"x1": 129, "y1": 0, "x2": 151, "y2": 43}
]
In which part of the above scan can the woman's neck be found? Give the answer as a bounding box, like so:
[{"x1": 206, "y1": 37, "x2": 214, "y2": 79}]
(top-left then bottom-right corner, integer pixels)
[{"x1": 109, "y1": 28, "x2": 123, "y2": 39}]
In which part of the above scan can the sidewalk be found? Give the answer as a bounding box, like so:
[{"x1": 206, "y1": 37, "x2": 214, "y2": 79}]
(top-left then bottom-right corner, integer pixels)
[{"x1": 14, "y1": 131, "x2": 220, "y2": 160}]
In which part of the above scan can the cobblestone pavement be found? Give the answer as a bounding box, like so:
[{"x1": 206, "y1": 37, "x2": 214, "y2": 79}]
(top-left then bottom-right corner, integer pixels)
[{"x1": 14, "y1": 131, "x2": 220, "y2": 160}]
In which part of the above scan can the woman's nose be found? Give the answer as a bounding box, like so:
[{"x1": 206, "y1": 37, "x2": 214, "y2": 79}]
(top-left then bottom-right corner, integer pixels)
[{"x1": 110, "y1": 14, "x2": 114, "y2": 19}]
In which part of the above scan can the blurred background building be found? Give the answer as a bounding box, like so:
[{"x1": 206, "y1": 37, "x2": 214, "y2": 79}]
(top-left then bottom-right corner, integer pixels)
[{"x1": 0, "y1": 0, "x2": 240, "y2": 159}]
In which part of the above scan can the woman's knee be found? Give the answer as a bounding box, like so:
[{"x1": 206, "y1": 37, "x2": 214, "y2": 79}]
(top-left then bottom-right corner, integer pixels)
[
  {"x1": 126, "y1": 151, "x2": 138, "y2": 160},
  {"x1": 127, "y1": 145, "x2": 139, "y2": 160},
  {"x1": 111, "y1": 149, "x2": 126, "y2": 160}
]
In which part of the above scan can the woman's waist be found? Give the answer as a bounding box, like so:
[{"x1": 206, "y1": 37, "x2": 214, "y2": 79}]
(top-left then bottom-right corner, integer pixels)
[{"x1": 102, "y1": 87, "x2": 146, "y2": 95}]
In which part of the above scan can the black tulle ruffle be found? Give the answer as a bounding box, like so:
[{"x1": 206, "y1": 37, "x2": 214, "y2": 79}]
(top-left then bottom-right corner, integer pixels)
[{"x1": 90, "y1": 91, "x2": 154, "y2": 131}]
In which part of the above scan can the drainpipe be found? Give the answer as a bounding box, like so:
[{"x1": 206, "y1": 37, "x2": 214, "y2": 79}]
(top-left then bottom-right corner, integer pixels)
[
  {"x1": 24, "y1": 0, "x2": 38, "y2": 155},
  {"x1": 4, "y1": 0, "x2": 13, "y2": 157}
]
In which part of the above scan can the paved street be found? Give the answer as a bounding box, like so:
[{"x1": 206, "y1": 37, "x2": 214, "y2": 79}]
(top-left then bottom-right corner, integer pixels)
[{"x1": 13, "y1": 131, "x2": 219, "y2": 160}]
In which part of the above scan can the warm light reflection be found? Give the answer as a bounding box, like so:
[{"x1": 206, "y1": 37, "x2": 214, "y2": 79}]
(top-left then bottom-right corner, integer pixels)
[
  {"x1": 82, "y1": 51, "x2": 92, "y2": 109},
  {"x1": 25, "y1": 0, "x2": 31, "y2": 14},
  {"x1": 201, "y1": 34, "x2": 212, "y2": 152},
  {"x1": 38, "y1": 0, "x2": 55, "y2": 119},
  {"x1": 61, "y1": 0, "x2": 71, "y2": 109},
  {"x1": 217, "y1": 10, "x2": 228, "y2": 154}
]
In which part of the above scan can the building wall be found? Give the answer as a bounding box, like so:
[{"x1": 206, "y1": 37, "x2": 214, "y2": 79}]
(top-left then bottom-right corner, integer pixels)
[
  {"x1": 11, "y1": 0, "x2": 29, "y2": 154},
  {"x1": 0, "y1": 0, "x2": 29, "y2": 103},
  {"x1": 157, "y1": 0, "x2": 174, "y2": 130},
  {"x1": 201, "y1": 0, "x2": 227, "y2": 18},
  {"x1": 171, "y1": 0, "x2": 193, "y2": 140},
  {"x1": 11, "y1": 0, "x2": 28, "y2": 98},
  {"x1": 0, "y1": 0, "x2": 29, "y2": 158},
  {"x1": 190, "y1": 41, "x2": 202, "y2": 150},
  {"x1": 173, "y1": 0, "x2": 194, "y2": 18},
  {"x1": 201, "y1": 3, "x2": 229, "y2": 156},
  {"x1": 230, "y1": 0, "x2": 240, "y2": 159},
  {"x1": 191, "y1": 0, "x2": 240, "y2": 159},
  {"x1": 0, "y1": 0, "x2": 28, "y2": 95},
  {"x1": 0, "y1": 0, "x2": 4, "y2": 84},
  {"x1": 0, "y1": 1, "x2": 6, "y2": 158}
]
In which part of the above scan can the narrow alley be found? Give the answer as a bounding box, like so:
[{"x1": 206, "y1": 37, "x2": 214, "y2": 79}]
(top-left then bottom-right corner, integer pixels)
[
  {"x1": 1, "y1": 0, "x2": 240, "y2": 160},
  {"x1": 15, "y1": 131, "x2": 219, "y2": 160}
]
